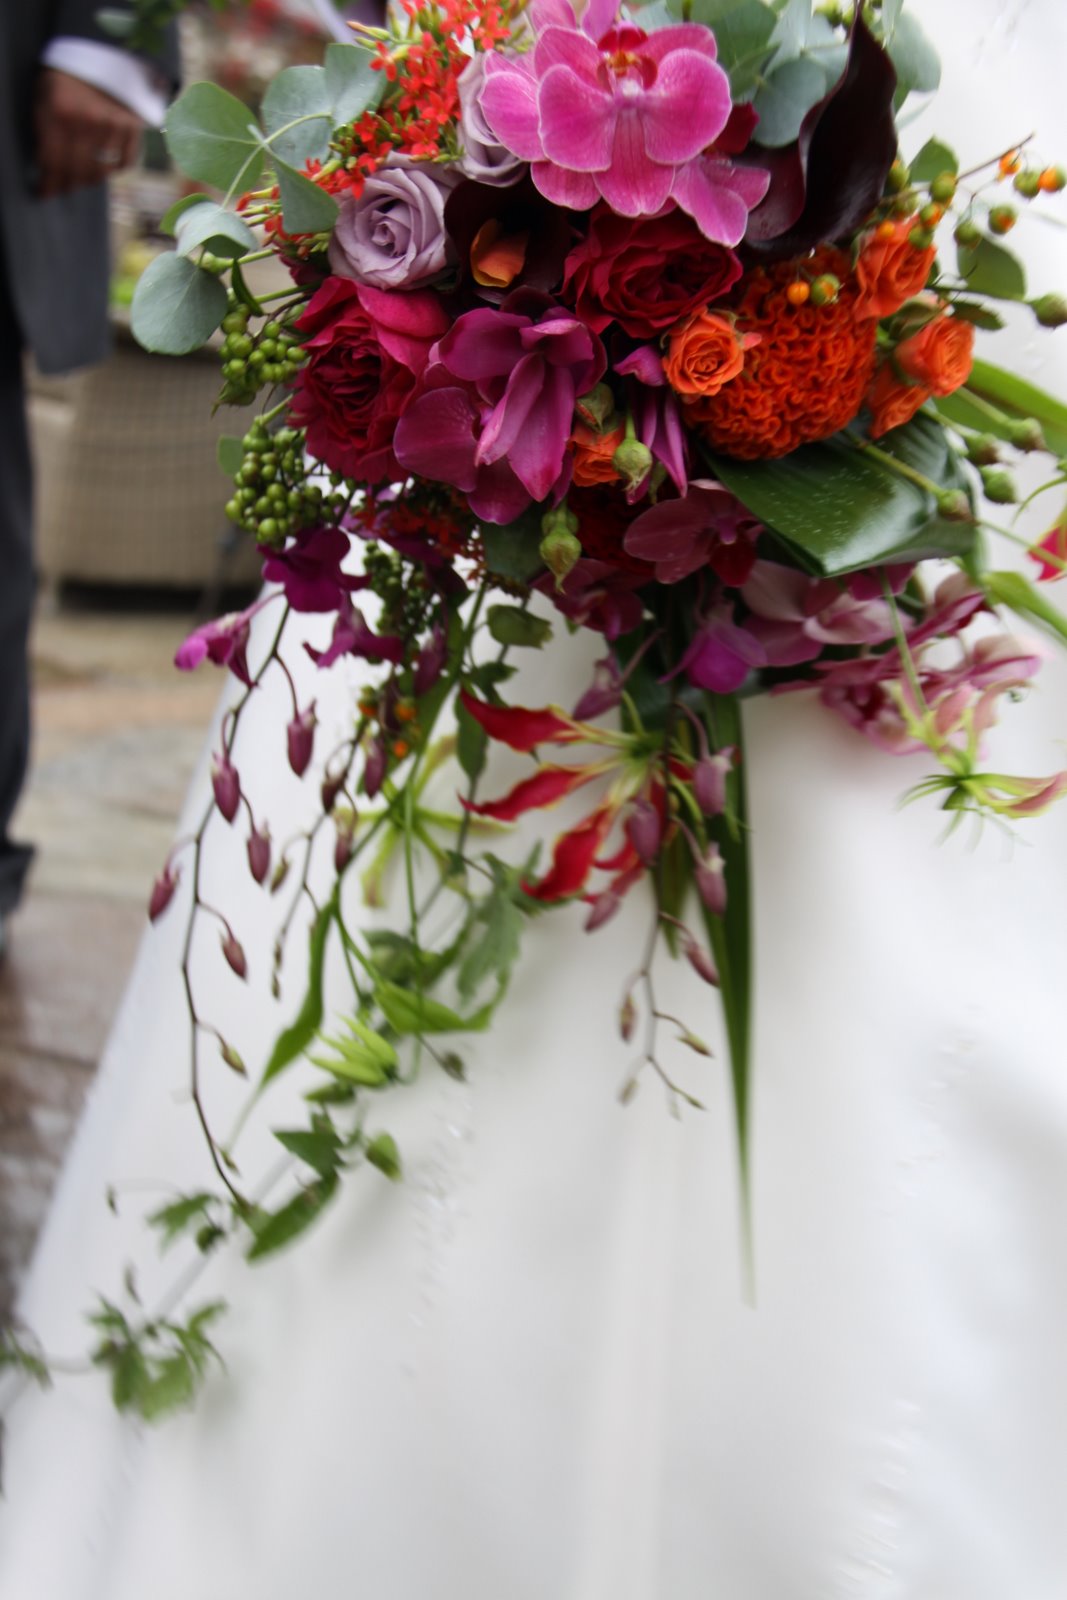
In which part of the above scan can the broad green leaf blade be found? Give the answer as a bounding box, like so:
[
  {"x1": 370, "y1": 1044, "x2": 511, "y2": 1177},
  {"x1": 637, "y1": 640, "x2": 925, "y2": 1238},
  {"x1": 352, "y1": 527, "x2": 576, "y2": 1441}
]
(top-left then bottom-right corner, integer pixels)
[
  {"x1": 956, "y1": 235, "x2": 1027, "y2": 301},
  {"x1": 703, "y1": 414, "x2": 975, "y2": 576},
  {"x1": 274, "y1": 157, "x2": 340, "y2": 235},
  {"x1": 325, "y1": 42, "x2": 387, "y2": 125},
  {"x1": 246, "y1": 1174, "x2": 339, "y2": 1261},
  {"x1": 375, "y1": 982, "x2": 493, "y2": 1035},
  {"x1": 174, "y1": 200, "x2": 257, "y2": 260},
  {"x1": 909, "y1": 136, "x2": 957, "y2": 182},
  {"x1": 984, "y1": 569, "x2": 1067, "y2": 647},
  {"x1": 260, "y1": 896, "x2": 335, "y2": 1087},
  {"x1": 130, "y1": 252, "x2": 227, "y2": 355},
  {"x1": 274, "y1": 1127, "x2": 343, "y2": 1178},
  {"x1": 486, "y1": 604, "x2": 552, "y2": 648},
  {"x1": 165, "y1": 82, "x2": 264, "y2": 191},
  {"x1": 965, "y1": 358, "x2": 1067, "y2": 456},
  {"x1": 261, "y1": 64, "x2": 333, "y2": 167}
]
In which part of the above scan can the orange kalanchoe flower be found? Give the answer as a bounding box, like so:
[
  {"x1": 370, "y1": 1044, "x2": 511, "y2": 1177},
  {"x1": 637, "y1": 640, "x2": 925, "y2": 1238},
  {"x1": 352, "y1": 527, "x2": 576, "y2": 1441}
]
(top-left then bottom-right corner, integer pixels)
[
  {"x1": 689, "y1": 247, "x2": 877, "y2": 460},
  {"x1": 571, "y1": 421, "x2": 625, "y2": 488},
  {"x1": 854, "y1": 216, "x2": 937, "y2": 320}
]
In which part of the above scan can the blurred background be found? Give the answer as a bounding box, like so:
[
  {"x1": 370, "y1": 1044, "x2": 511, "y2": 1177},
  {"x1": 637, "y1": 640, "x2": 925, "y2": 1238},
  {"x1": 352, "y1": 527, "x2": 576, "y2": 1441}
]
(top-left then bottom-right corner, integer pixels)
[{"x1": 0, "y1": 0, "x2": 349, "y2": 1317}]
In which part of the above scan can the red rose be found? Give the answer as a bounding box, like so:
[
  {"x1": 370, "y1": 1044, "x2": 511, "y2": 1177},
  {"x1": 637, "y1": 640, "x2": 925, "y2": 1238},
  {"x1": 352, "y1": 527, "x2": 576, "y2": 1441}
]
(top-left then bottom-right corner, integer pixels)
[
  {"x1": 291, "y1": 277, "x2": 449, "y2": 482},
  {"x1": 562, "y1": 207, "x2": 742, "y2": 340}
]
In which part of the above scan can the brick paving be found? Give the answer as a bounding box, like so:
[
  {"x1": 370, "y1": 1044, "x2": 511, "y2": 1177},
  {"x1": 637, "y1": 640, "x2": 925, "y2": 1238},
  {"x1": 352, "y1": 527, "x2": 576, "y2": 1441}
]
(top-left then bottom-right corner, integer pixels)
[{"x1": 0, "y1": 597, "x2": 219, "y2": 1316}]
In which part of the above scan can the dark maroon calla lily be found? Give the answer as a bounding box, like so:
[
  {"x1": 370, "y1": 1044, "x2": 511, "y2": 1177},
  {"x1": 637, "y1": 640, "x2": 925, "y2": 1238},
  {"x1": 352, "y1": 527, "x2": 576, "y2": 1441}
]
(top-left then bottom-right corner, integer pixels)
[{"x1": 444, "y1": 174, "x2": 573, "y2": 304}]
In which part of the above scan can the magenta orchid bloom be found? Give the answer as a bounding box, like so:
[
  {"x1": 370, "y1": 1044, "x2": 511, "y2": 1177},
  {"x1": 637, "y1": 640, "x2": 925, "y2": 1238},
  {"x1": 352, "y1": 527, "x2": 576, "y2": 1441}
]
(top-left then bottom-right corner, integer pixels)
[
  {"x1": 478, "y1": 11, "x2": 769, "y2": 244},
  {"x1": 740, "y1": 561, "x2": 897, "y2": 667},
  {"x1": 394, "y1": 292, "x2": 604, "y2": 524},
  {"x1": 261, "y1": 525, "x2": 368, "y2": 614},
  {"x1": 675, "y1": 605, "x2": 767, "y2": 694},
  {"x1": 305, "y1": 598, "x2": 405, "y2": 671},
  {"x1": 615, "y1": 344, "x2": 688, "y2": 496},
  {"x1": 458, "y1": 688, "x2": 670, "y2": 911},
  {"x1": 175, "y1": 598, "x2": 271, "y2": 687},
  {"x1": 624, "y1": 479, "x2": 762, "y2": 584}
]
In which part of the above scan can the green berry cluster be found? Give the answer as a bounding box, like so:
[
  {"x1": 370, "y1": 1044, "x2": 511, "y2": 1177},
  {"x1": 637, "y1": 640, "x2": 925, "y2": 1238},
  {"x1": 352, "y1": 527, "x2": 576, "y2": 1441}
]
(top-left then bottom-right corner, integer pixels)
[
  {"x1": 224, "y1": 422, "x2": 340, "y2": 548},
  {"x1": 363, "y1": 543, "x2": 434, "y2": 640},
  {"x1": 218, "y1": 306, "x2": 307, "y2": 406}
]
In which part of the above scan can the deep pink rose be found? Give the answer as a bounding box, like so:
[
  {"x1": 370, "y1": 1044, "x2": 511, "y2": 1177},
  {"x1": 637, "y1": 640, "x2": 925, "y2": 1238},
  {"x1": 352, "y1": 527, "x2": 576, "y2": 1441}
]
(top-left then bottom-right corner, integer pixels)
[
  {"x1": 291, "y1": 277, "x2": 450, "y2": 482},
  {"x1": 562, "y1": 206, "x2": 741, "y2": 339}
]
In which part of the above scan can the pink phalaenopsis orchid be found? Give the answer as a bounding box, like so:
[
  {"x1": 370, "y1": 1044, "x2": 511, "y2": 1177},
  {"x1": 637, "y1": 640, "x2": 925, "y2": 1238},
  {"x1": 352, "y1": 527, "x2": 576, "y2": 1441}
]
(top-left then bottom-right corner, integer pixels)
[
  {"x1": 478, "y1": 10, "x2": 769, "y2": 244},
  {"x1": 175, "y1": 599, "x2": 270, "y2": 687}
]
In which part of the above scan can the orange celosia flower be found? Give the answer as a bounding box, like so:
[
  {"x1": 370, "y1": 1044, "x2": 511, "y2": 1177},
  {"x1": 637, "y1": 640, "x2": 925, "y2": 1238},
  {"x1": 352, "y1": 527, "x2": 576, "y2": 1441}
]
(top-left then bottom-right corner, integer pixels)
[
  {"x1": 866, "y1": 360, "x2": 931, "y2": 438},
  {"x1": 664, "y1": 310, "x2": 749, "y2": 399},
  {"x1": 690, "y1": 247, "x2": 877, "y2": 460},
  {"x1": 854, "y1": 216, "x2": 937, "y2": 320},
  {"x1": 895, "y1": 312, "x2": 975, "y2": 397},
  {"x1": 571, "y1": 421, "x2": 625, "y2": 487}
]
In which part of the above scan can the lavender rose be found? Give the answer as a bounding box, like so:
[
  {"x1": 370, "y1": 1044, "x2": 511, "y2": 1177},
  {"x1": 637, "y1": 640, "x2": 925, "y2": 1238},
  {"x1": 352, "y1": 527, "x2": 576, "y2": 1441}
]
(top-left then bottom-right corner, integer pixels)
[
  {"x1": 457, "y1": 54, "x2": 526, "y2": 187},
  {"x1": 328, "y1": 157, "x2": 459, "y2": 291}
]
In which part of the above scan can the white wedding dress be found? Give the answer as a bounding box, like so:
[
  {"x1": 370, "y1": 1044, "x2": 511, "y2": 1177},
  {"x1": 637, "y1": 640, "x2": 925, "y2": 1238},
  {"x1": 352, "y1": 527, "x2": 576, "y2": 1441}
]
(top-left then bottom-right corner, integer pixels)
[{"x1": 4, "y1": 3, "x2": 1067, "y2": 1595}]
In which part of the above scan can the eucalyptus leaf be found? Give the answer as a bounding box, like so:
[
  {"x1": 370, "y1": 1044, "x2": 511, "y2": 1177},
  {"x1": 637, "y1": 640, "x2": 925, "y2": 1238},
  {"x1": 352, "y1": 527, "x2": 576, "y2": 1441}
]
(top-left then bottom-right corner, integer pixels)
[
  {"x1": 956, "y1": 235, "x2": 1027, "y2": 301},
  {"x1": 160, "y1": 191, "x2": 213, "y2": 235},
  {"x1": 130, "y1": 252, "x2": 227, "y2": 356},
  {"x1": 325, "y1": 42, "x2": 387, "y2": 125},
  {"x1": 887, "y1": 10, "x2": 941, "y2": 97},
  {"x1": 274, "y1": 157, "x2": 340, "y2": 235},
  {"x1": 909, "y1": 136, "x2": 958, "y2": 183},
  {"x1": 703, "y1": 414, "x2": 975, "y2": 576},
  {"x1": 261, "y1": 65, "x2": 333, "y2": 168},
  {"x1": 486, "y1": 605, "x2": 553, "y2": 649},
  {"x1": 174, "y1": 200, "x2": 257, "y2": 261},
  {"x1": 165, "y1": 82, "x2": 264, "y2": 192},
  {"x1": 753, "y1": 56, "x2": 830, "y2": 147},
  {"x1": 686, "y1": 0, "x2": 777, "y2": 93}
]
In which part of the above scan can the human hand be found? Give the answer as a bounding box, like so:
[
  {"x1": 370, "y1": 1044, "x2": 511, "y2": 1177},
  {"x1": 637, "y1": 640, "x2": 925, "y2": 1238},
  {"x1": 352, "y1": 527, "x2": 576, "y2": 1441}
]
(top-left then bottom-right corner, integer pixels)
[{"x1": 34, "y1": 68, "x2": 144, "y2": 199}]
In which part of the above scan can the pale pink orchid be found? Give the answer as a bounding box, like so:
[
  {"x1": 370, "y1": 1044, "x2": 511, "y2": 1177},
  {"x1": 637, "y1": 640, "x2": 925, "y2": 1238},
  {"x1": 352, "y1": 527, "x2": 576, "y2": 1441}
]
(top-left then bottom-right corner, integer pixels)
[
  {"x1": 740, "y1": 561, "x2": 897, "y2": 666},
  {"x1": 478, "y1": 13, "x2": 769, "y2": 244}
]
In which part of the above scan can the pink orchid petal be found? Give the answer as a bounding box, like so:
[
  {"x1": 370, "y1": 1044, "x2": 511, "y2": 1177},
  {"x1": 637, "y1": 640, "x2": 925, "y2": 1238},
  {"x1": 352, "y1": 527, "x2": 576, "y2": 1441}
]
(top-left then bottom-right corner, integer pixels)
[
  {"x1": 531, "y1": 159, "x2": 600, "y2": 210},
  {"x1": 480, "y1": 57, "x2": 545, "y2": 161},
  {"x1": 507, "y1": 361, "x2": 574, "y2": 500},
  {"x1": 582, "y1": 0, "x2": 620, "y2": 40},
  {"x1": 467, "y1": 458, "x2": 533, "y2": 525},
  {"x1": 670, "y1": 158, "x2": 767, "y2": 247},
  {"x1": 465, "y1": 763, "x2": 601, "y2": 821},
  {"x1": 521, "y1": 313, "x2": 596, "y2": 371},
  {"x1": 476, "y1": 352, "x2": 544, "y2": 466},
  {"x1": 534, "y1": 26, "x2": 601, "y2": 83},
  {"x1": 393, "y1": 386, "x2": 479, "y2": 490},
  {"x1": 640, "y1": 23, "x2": 718, "y2": 62},
  {"x1": 615, "y1": 344, "x2": 665, "y2": 386},
  {"x1": 747, "y1": 617, "x2": 824, "y2": 667},
  {"x1": 437, "y1": 309, "x2": 528, "y2": 382},
  {"x1": 741, "y1": 561, "x2": 809, "y2": 622},
  {"x1": 596, "y1": 113, "x2": 675, "y2": 216},
  {"x1": 539, "y1": 65, "x2": 616, "y2": 171},
  {"x1": 679, "y1": 618, "x2": 767, "y2": 693},
  {"x1": 641, "y1": 53, "x2": 731, "y2": 162}
]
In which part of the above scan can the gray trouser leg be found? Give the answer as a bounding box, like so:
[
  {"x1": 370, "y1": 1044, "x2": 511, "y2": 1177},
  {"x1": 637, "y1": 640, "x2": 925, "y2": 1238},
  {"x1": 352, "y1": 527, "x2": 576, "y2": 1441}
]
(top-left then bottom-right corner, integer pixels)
[{"x1": 0, "y1": 286, "x2": 36, "y2": 916}]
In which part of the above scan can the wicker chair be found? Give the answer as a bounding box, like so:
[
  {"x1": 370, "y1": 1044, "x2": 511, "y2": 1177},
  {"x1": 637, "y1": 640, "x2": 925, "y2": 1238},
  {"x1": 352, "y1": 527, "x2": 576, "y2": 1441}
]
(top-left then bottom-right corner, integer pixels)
[{"x1": 28, "y1": 317, "x2": 262, "y2": 593}]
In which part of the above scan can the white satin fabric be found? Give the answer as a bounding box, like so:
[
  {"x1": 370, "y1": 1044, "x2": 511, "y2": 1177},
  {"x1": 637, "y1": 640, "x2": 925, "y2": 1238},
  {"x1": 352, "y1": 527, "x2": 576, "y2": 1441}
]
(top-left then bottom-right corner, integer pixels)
[{"x1": 3, "y1": 2, "x2": 1067, "y2": 1595}]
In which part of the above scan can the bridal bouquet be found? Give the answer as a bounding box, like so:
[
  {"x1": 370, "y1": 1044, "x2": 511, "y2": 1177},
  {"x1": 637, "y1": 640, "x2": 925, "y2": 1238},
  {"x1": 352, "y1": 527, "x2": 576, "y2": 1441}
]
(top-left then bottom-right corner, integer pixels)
[{"x1": 8, "y1": 0, "x2": 1067, "y2": 1415}]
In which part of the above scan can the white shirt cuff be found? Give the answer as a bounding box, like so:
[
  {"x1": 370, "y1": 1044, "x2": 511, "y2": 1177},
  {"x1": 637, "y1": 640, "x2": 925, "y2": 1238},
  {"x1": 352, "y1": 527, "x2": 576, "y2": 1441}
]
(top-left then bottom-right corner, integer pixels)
[{"x1": 41, "y1": 37, "x2": 168, "y2": 128}]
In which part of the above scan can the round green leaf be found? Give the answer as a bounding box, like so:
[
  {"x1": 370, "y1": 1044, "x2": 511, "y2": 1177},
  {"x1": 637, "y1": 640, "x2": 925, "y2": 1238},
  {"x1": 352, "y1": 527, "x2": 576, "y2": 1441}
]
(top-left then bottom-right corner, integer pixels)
[
  {"x1": 130, "y1": 252, "x2": 227, "y2": 356},
  {"x1": 325, "y1": 42, "x2": 386, "y2": 126},
  {"x1": 752, "y1": 57, "x2": 830, "y2": 147},
  {"x1": 888, "y1": 11, "x2": 941, "y2": 96},
  {"x1": 165, "y1": 81, "x2": 264, "y2": 192},
  {"x1": 175, "y1": 200, "x2": 257, "y2": 261},
  {"x1": 261, "y1": 65, "x2": 333, "y2": 168},
  {"x1": 274, "y1": 158, "x2": 340, "y2": 235}
]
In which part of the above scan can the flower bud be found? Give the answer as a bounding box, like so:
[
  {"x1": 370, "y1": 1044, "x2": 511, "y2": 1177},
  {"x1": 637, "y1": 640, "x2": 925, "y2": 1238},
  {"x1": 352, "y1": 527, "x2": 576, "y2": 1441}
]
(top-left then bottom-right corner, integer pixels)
[
  {"x1": 221, "y1": 931, "x2": 247, "y2": 980},
  {"x1": 625, "y1": 799, "x2": 661, "y2": 866},
  {"x1": 584, "y1": 890, "x2": 621, "y2": 932},
  {"x1": 1031, "y1": 293, "x2": 1067, "y2": 328},
  {"x1": 270, "y1": 856, "x2": 290, "y2": 894},
  {"x1": 694, "y1": 749, "x2": 734, "y2": 816},
  {"x1": 695, "y1": 844, "x2": 727, "y2": 918},
  {"x1": 980, "y1": 466, "x2": 1018, "y2": 504},
  {"x1": 363, "y1": 736, "x2": 386, "y2": 799},
  {"x1": 611, "y1": 436, "x2": 654, "y2": 492},
  {"x1": 247, "y1": 824, "x2": 271, "y2": 885},
  {"x1": 575, "y1": 383, "x2": 616, "y2": 429},
  {"x1": 936, "y1": 489, "x2": 973, "y2": 523},
  {"x1": 334, "y1": 820, "x2": 355, "y2": 874},
  {"x1": 953, "y1": 218, "x2": 981, "y2": 247},
  {"x1": 965, "y1": 433, "x2": 1001, "y2": 466},
  {"x1": 930, "y1": 171, "x2": 957, "y2": 204},
  {"x1": 540, "y1": 523, "x2": 582, "y2": 588},
  {"x1": 885, "y1": 156, "x2": 909, "y2": 193},
  {"x1": 1013, "y1": 169, "x2": 1041, "y2": 198},
  {"x1": 988, "y1": 204, "x2": 1017, "y2": 235},
  {"x1": 287, "y1": 704, "x2": 316, "y2": 778},
  {"x1": 1039, "y1": 165, "x2": 1067, "y2": 193},
  {"x1": 809, "y1": 272, "x2": 841, "y2": 306},
  {"x1": 219, "y1": 1040, "x2": 246, "y2": 1076},
  {"x1": 619, "y1": 990, "x2": 637, "y2": 1043},
  {"x1": 413, "y1": 624, "x2": 448, "y2": 697},
  {"x1": 684, "y1": 935, "x2": 719, "y2": 988},
  {"x1": 211, "y1": 752, "x2": 241, "y2": 823},
  {"x1": 1006, "y1": 417, "x2": 1047, "y2": 452},
  {"x1": 321, "y1": 770, "x2": 344, "y2": 814},
  {"x1": 148, "y1": 864, "x2": 179, "y2": 922},
  {"x1": 572, "y1": 656, "x2": 622, "y2": 721}
]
